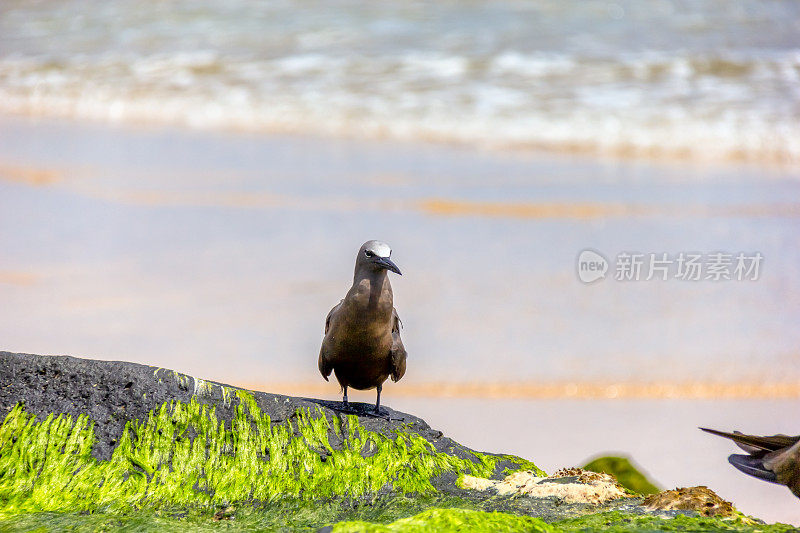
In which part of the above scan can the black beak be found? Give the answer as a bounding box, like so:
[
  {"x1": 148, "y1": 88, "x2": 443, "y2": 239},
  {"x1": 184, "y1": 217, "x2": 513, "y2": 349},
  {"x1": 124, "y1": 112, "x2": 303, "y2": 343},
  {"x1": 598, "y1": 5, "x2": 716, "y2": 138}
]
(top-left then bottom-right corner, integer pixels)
[{"x1": 376, "y1": 256, "x2": 402, "y2": 275}]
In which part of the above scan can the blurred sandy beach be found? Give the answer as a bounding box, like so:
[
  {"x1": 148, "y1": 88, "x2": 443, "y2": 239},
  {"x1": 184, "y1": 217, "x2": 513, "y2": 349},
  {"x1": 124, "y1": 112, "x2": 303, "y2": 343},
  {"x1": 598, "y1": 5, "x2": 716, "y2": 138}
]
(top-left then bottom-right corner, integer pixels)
[
  {"x1": 2, "y1": 115, "x2": 798, "y2": 386},
  {"x1": 2, "y1": 0, "x2": 800, "y2": 525}
]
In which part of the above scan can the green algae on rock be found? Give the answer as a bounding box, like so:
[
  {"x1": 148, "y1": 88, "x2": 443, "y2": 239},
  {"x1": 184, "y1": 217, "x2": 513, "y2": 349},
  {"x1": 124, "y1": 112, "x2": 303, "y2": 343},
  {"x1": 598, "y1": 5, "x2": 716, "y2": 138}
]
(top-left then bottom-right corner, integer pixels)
[
  {"x1": 554, "y1": 510, "x2": 798, "y2": 532},
  {"x1": 329, "y1": 508, "x2": 800, "y2": 533},
  {"x1": 1, "y1": 352, "x2": 795, "y2": 532},
  {"x1": 2, "y1": 506, "x2": 798, "y2": 533},
  {"x1": 583, "y1": 456, "x2": 661, "y2": 495},
  {"x1": 0, "y1": 493, "x2": 550, "y2": 532},
  {"x1": 0, "y1": 391, "x2": 539, "y2": 514},
  {"x1": 331, "y1": 508, "x2": 555, "y2": 532}
]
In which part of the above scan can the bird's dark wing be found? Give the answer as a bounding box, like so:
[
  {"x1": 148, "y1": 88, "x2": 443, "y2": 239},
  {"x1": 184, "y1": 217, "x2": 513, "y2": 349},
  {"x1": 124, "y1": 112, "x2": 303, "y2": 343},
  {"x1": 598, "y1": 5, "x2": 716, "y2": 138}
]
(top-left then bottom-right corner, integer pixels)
[
  {"x1": 318, "y1": 348, "x2": 332, "y2": 381},
  {"x1": 729, "y1": 431, "x2": 769, "y2": 455},
  {"x1": 318, "y1": 300, "x2": 343, "y2": 380},
  {"x1": 728, "y1": 454, "x2": 779, "y2": 483},
  {"x1": 324, "y1": 300, "x2": 343, "y2": 334},
  {"x1": 389, "y1": 307, "x2": 406, "y2": 383},
  {"x1": 702, "y1": 429, "x2": 800, "y2": 497},
  {"x1": 700, "y1": 428, "x2": 800, "y2": 453}
]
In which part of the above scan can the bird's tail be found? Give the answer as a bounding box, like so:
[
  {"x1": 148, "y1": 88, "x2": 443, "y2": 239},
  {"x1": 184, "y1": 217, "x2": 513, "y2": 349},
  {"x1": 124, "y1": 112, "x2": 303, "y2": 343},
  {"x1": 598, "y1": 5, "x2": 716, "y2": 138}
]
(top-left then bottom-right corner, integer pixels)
[{"x1": 728, "y1": 454, "x2": 779, "y2": 484}]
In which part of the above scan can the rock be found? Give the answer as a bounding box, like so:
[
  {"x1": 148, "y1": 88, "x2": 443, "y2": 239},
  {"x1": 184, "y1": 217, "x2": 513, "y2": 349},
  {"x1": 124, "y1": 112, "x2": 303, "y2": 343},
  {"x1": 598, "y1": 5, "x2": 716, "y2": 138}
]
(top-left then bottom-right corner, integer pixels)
[
  {"x1": 0, "y1": 351, "x2": 793, "y2": 531},
  {"x1": 460, "y1": 468, "x2": 629, "y2": 504},
  {"x1": 0, "y1": 350, "x2": 455, "y2": 462},
  {"x1": 643, "y1": 486, "x2": 735, "y2": 517}
]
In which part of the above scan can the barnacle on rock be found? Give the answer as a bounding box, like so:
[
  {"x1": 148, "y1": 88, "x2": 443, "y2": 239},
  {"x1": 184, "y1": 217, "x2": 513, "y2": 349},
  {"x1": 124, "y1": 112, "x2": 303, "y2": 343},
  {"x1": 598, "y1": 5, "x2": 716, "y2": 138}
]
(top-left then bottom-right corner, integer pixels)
[
  {"x1": 643, "y1": 486, "x2": 735, "y2": 517},
  {"x1": 459, "y1": 467, "x2": 630, "y2": 504}
]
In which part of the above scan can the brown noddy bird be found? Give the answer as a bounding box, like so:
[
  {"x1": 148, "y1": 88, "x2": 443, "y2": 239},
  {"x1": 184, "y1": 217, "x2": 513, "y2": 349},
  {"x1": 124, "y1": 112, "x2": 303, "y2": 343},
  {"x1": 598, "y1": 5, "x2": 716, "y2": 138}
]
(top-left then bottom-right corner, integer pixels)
[
  {"x1": 700, "y1": 427, "x2": 800, "y2": 498},
  {"x1": 318, "y1": 240, "x2": 406, "y2": 413}
]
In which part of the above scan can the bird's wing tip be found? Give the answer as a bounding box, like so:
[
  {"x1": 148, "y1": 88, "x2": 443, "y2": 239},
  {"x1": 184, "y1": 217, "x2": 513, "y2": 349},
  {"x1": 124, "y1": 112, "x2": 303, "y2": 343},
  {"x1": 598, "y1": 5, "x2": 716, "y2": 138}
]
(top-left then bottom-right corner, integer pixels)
[
  {"x1": 699, "y1": 427, "x2": 734, "y2": 439},
  {"x1": 728, "y1": 454, "x2": 779, "y2": 483}
]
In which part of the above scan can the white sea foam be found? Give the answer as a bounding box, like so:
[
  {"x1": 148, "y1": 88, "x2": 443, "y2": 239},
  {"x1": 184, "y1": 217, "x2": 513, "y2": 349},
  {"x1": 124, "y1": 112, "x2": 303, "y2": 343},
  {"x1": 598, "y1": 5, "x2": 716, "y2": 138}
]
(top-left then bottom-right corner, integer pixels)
[
  {"x1": 489, "y1": 51, "x2": 576, "y2": 77},
  {"x1": 1, "y1": 0, "x2": 799, "y2": 164},
  {"x1": 399, "y1": 53, "x2": 469, "y2": 79}
]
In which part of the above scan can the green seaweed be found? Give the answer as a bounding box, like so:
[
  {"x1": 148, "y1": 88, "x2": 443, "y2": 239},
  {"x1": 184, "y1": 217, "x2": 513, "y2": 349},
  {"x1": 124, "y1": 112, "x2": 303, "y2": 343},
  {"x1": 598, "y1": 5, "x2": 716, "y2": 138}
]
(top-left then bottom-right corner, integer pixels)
[
  {"x1": 500, "y1": 456, "x2": 546, "y2": 477},
  {"x1": 583, "y1": 456, "x2": 660, "y2": 495},
  {"x1": 332, "y1": 508, "x2": 555, "y2": 532},
  {"x1": 0, "y1": 392, "x2": 537, "y2": 516},
  {"x1": 0, "y1": 507, "x2": 796, "y2": 533},
  {"x1": 0, "y1": 492, "x2": 531, "y2": 532},
  {"x1": 5, "y1": 393, "x2": 788, "y2": 532},
  {"x1": 554, "y1": 510, "x2": 797, "y2": 532},
  {"x1": 331, "y1": 509, "x2": 798, "y2": 533}
]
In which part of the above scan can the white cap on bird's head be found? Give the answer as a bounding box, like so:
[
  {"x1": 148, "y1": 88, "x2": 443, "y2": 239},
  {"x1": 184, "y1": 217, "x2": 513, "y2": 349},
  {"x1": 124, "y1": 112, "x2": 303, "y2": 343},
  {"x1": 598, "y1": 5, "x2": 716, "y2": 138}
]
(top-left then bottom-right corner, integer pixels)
[{"x1": 355, "y1": 240, "x2": 401, "y2": 275}]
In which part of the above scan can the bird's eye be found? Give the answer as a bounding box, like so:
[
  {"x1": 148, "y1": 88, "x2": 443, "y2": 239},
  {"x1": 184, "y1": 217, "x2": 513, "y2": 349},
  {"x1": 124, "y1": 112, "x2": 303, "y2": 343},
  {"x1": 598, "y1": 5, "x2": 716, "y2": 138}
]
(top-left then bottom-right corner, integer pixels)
[{"x1": 365, "y1": 250, "x2": 375, "y2": 258}]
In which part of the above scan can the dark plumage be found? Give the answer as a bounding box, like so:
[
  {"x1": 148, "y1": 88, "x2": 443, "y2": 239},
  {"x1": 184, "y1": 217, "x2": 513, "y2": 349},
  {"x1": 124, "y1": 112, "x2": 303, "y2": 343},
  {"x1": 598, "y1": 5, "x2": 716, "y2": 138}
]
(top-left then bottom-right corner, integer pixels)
[
  {"x1": 701, "y1": 427, "x2": 800, "y2": 498},
  {"x1": 318, "y1": 240, "x2": 406, "y2": 413}
]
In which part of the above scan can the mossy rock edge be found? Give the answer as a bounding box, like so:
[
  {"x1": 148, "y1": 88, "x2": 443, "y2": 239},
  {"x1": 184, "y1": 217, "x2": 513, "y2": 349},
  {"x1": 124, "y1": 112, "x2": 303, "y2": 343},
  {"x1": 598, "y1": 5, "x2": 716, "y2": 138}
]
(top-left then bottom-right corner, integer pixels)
[{"x1": 0, "y1": 351, "x2": 794, "y2": 531}]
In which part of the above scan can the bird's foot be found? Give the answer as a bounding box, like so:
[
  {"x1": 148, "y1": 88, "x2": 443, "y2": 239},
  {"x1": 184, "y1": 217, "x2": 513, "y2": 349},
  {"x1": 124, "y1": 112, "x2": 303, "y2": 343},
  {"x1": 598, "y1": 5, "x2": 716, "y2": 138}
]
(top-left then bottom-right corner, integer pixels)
[
  {"x1": 315, "y1": 399, "x2": 398, "y2": 420},
  {"x1": 339, "y1": 400, "x2": 357, "y2": 413},
  {"x1": 372, "y1": 406, "x2": 394, "y2": 420}
]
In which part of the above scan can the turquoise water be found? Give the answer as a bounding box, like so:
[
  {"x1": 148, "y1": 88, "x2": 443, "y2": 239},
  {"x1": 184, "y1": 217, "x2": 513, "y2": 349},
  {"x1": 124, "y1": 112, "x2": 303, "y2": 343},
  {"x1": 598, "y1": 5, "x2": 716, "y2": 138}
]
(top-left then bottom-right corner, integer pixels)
[{"x1": 1, "y1": 0, "x2": 799, "y2": 163}]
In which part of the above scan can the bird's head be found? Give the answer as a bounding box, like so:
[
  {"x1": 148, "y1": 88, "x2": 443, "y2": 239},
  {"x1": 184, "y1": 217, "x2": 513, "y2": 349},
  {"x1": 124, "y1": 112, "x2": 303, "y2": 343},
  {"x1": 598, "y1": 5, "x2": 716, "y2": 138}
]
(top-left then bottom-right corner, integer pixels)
[{"x1": 356, "y1": 240, "x2": 402, "y2": 275}]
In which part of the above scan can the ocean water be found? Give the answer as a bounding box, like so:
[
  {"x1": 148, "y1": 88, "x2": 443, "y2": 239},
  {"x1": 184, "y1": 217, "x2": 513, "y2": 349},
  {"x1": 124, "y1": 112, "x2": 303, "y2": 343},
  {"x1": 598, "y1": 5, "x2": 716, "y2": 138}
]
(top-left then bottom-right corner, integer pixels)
[{"x1": 1, "y1": 0, "x2": 799, "y2": 163}]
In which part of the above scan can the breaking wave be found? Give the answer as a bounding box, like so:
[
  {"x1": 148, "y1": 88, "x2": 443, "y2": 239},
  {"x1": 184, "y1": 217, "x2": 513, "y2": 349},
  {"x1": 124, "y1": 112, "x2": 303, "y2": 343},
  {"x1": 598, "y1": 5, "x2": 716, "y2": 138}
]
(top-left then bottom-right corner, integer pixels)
[{"x1": 2, "y1": 0, "x2": 799, "y2": 164}]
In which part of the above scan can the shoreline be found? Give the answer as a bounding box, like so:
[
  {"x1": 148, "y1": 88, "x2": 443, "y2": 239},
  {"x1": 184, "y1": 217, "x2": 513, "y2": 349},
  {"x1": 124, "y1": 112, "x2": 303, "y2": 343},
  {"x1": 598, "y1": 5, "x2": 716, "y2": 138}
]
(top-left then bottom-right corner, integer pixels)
[
  {"x1": 2, "y1": 111, "x2": 799, "y2": 174},
  {"x1": 245, "y1": 380, "x2": 800, "y2": 400}
]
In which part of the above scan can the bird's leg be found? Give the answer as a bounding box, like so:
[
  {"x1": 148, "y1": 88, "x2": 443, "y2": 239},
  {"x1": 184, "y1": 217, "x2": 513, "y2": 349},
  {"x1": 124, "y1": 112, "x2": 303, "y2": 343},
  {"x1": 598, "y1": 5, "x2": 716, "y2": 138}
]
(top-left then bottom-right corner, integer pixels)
[
  {"x1": 374, "y1": 384, "x2": 382, "y2": 413},
  {"x1": 342, "y1": 386, "x2": 349, "y2": 407}
]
